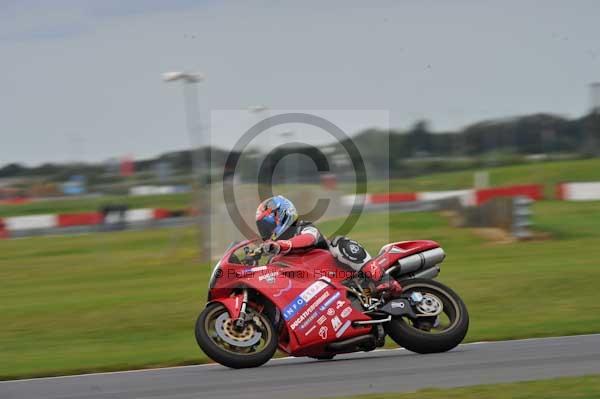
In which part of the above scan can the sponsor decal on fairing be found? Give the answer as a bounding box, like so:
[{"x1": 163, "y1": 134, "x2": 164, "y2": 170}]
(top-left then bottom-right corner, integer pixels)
[
  {"x1": 340, "y1": 306, "x2": 352, "y2": 318},
  {"x1": 319, "y1": 291, "x2": 341, "y2": 312},
  {"x1": 304, "y1": 325, "x2": 317, "y2": 336},
  {"x1": 258, "y1": 271, "x2": 278, "y2": 283},
  {"x1": 273, "y1": 279, "x2": 292, "y2": 297},
  {"x1": 290, "y1": 291, "x2": 331, "y2": 330},
  {"x1": 298, "y1": 312, "x2": 318, "y2": 330},
  {"x1": 327, "y1": 308, "x2": 335, "y2": 316},
  {"x1": 335, "y1": 320, "x2": 352, "y2": 338},
  {"x1": 282, "y1": 280, "x2": 328, "y2": 320},
  {"x1": 300, "y1": 280, "x2": 328, "y2": 302},
  {"x1": 243, "y1": 265, "x2": 267, "y2": 274},
  {"x1": 319, "y1": 326, "x2": 328, "y2": 340},
  {"x1": 336, "y1": 300, "x2": 345, "y2": 309},
  {"x1": 331, "y1": 316, "x2": 342, "y2": 331},
  {"x1": 317, "y1": 315, "x2": 327, "y2": 325}
]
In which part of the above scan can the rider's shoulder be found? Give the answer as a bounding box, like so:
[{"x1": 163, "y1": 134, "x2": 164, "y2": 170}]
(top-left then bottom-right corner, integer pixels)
[
  {"x1": 296, "y1": 221, "x2": 321, "y2": 237},
  {"x1": 296, "y1": 220, "x2": 319, "y2": 229}
]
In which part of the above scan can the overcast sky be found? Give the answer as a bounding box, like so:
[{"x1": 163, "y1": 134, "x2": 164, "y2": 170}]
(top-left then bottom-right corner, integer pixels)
[{"x1": 1, "y1": 0, "x2": 599, "y2": 165}]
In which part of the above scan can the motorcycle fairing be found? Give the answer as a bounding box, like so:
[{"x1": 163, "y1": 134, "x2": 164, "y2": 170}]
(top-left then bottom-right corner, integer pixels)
[
  {"x1": 208, "y1": 239, "x2": 438, "y2": 357},
  {"x1": 209, "y1": 260, "x2": 371, "y2": 355},
  {"x1": 365, "y1": 240, "x2": 440, "y2": 273}
]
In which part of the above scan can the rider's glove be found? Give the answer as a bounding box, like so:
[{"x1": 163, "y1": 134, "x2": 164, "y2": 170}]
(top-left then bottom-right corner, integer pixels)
[{"x1": 261, "y1": 241, "x2": 281, "y2": 255}]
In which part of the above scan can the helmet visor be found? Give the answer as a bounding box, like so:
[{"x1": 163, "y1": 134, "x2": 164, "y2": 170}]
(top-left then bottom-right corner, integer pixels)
[{"x1": 256, "y1": 218, "x2": 276, "y2": 241}]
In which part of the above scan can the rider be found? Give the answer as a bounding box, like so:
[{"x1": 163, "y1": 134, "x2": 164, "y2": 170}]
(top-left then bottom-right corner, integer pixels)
[{"x1": 255, "y1": 195, "x2": 402, "y2": 297}]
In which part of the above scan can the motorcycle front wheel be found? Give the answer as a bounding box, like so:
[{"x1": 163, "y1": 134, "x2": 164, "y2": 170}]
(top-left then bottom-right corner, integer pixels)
[
  {"x1": 386, "y1": 278, "x2": 469, "y2": 354},
  {"x1": 195, "y1": 302, "x2": 278, "y2": 369}
]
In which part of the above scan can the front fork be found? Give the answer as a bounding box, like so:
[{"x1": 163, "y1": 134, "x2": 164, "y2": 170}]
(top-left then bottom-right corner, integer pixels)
[
  {"x1": 209, "y1": 288, "x2": 249, "y2": 330},
  {"x1": 234, "y1": 289, "x2": 249, "y2": 330}
]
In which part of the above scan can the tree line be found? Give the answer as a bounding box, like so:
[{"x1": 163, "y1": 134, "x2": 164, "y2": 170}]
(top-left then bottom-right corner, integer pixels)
[{"x1": 1, "y1": 111, "x2": 599, "y2": 184}]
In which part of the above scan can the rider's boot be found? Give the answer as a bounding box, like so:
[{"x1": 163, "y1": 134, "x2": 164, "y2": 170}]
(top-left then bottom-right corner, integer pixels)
[
  {"x1": 359, "y1": 261, "x2": 402, "y2": 299},
  {"x1": 374, "y1": 274, "x2": 403, "y2": 298}
]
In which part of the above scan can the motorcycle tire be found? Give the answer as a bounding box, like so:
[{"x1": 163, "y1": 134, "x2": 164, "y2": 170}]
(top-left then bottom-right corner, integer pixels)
[
  {"x1": 386, "y1": 278, "x2": 469, "y2": 354},
  {"x1": 195, "y1": 302, "x2": 278, "y2": 369}
]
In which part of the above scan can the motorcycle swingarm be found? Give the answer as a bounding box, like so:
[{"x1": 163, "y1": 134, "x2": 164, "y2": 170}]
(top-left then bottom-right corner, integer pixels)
[{"x1": 378, "y1": 298, "x2": 418, "y2": 318}]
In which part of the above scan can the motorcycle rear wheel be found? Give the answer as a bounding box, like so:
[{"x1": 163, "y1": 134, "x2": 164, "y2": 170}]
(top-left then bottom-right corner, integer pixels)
[
  {"x1": 195, "y1": 302, "x2": 278, "y2": 369},
  {"x1": 386, "y1": 278, "x2": 469, "y2": 354}
]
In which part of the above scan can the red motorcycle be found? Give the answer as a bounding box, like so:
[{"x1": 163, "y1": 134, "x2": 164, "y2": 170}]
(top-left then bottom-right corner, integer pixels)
[{"x1": 195, "y1": 239, "x2": 469, "y2": 368}]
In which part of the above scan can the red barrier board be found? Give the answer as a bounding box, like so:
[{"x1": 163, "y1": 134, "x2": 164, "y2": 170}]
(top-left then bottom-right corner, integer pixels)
[
  {"x1": 555, "y1": 183, "x2": 566, "y2": 200},
  {"x1": 0, "y1": 197, "x2": 31, "y2": 205},
  {"x1": 369, "y1": 192, "x2": 418, "y2": 204},
  {"x1": 0, "y1": 218, "x2": 8, "y2": 239},
  {"x1": 57, "y1": 212, "x2": 103, "y2": 227},
  {"x1": 475, "y1": 184, "x2": 543, "y2": 205},
  {"x1": 153, "y1": 208, "x2": 171, "y2": 219}
]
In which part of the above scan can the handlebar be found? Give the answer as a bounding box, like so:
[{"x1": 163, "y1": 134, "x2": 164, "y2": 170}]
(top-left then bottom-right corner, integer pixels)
[{"x1": 244, "y1": 245, "x2": 264, "y2": 258}]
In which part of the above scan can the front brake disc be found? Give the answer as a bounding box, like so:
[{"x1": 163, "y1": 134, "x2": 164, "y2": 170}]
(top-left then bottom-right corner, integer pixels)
[{"x1": 215, "y1": 312, "x2": 262, "y2": 347}]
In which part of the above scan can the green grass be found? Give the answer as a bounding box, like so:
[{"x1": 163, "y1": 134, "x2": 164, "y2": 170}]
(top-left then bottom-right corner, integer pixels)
[
  {"x1": 1, "y1": 201, "x2": 600, "y2": 379},
  {"x1": 328, "y1": 374, "x2": 600, "y2": 399}
]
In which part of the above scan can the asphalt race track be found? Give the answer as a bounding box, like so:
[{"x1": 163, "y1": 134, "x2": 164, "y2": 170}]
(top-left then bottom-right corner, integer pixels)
[{"x1": 3, "y1": 334, "x2": 600, "y2": 399}]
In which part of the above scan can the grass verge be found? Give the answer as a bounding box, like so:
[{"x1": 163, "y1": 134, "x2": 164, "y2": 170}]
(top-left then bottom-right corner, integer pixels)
[
  {"x1": 1, "y1": 201, "x2": 599, "y2": 379},
  {"x1": 327, "y1": 374, "x2": 600, "y2": 399}
]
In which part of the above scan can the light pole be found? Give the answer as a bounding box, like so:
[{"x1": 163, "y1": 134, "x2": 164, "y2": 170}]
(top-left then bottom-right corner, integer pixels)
[
  {"x1": 279, "y1": 129, "x2": 296, "y2": 186},
  {"x1": 163, "y1": 71, "x2": 211, "y2": 262},
  {"x1": 248, "y1": 106, "x2": 269, "y2": 186}
]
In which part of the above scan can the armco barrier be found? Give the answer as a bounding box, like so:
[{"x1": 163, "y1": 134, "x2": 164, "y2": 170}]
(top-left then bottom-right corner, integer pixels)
[
  {"x1": 474, "y1": 184, "x2": 543, "y2": 205},
  {"x1": 57, "y1": 212, "x2": 103, "y2": 227}
]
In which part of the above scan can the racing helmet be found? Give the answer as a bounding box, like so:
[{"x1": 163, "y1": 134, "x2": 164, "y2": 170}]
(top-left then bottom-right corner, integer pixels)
[{"x1": 255, "y1": 195, "x2": 298, "y2": 240}]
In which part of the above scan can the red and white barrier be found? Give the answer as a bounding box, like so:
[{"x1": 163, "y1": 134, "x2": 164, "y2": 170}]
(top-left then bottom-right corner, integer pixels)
[
  {"x1": 153, "y1": 208, "x2": 171, "y2": 219},
  {"x1": 417, "y1": 190, "x2": 475, "y2": 206},
  {"x1": 370, "y1": 192, "x2": 418, "y2": 204},
  {"x1": 2, "y1": 208, "x2": 174, "y2": 234},
  {"x1": 345, "y1": 185, "x2": 543, "y2": 207},
  {"x1": 0, "y1": 218, "x2": 8, "y2": 239},
  {"x1": 474, "y1": 184, "x2": 543, "y2": 205},
  {"x1": 556, "y1": 182, "x2": 600, "y2": 201},
  {"x1": 124, "y1": 208, "x2": 155, "y2": 223},
  {"x1": 57, "y1": 212, "x2": 103, "y2": 227},
  {"x1": 4, "y1": 214, "x2": 58, "y2": 231}
]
